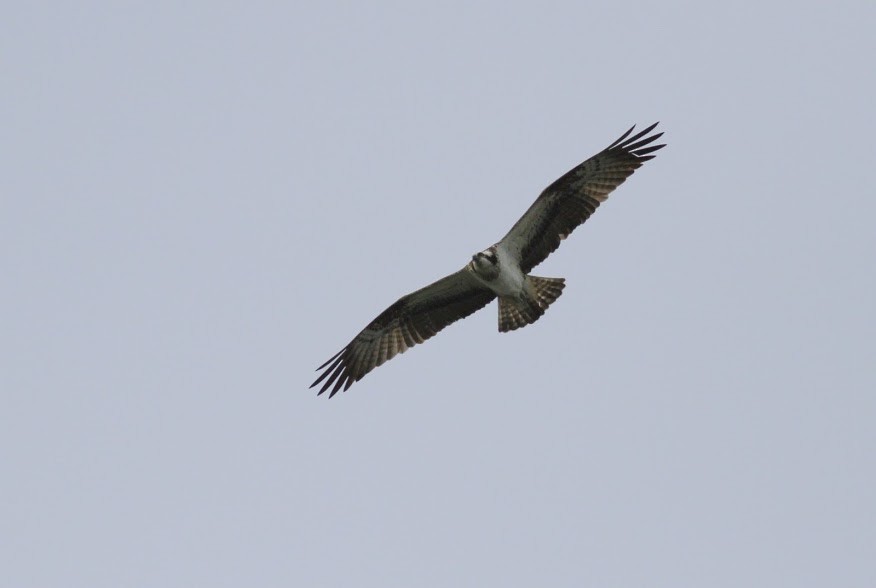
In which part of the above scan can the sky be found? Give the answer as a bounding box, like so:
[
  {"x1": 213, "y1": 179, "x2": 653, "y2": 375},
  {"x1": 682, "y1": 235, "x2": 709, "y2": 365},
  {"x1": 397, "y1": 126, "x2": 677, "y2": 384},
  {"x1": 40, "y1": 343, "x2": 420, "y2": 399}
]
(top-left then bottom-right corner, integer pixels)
[{"x1": 3, "y1": 2, "x2": 875, "y2": 586}]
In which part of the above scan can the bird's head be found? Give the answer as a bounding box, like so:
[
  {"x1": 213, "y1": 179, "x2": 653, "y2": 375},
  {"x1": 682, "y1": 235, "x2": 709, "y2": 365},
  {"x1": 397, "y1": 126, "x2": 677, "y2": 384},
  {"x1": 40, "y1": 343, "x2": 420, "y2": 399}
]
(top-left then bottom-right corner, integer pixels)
[{"x1": 469, "y1": 248, "x2": 499, "y2": 279}]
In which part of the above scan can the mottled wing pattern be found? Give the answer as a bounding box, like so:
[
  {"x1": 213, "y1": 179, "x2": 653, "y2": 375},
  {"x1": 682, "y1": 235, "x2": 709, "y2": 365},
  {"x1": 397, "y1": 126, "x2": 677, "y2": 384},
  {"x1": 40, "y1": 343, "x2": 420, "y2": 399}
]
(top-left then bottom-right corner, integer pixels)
[
  {"x1": 311, "y1": 269, "x2": 496, "y2": 397},
  {"x1": 500, "y1": 123, "x2": 665, "y2": 273}
]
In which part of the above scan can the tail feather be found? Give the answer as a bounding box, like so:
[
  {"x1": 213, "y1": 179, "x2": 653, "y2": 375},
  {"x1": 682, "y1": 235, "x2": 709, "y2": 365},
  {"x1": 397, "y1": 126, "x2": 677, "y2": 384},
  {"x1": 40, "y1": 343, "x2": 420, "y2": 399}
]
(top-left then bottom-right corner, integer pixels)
[{"x1": 498, "y1": 276, "x2": 565, "y2": 332}]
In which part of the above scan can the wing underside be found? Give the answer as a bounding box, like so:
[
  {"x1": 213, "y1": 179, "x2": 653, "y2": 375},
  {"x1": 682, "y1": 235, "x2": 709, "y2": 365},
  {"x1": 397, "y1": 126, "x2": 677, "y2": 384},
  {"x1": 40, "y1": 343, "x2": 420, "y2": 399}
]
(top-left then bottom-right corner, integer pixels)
[
  {"x1": 501, "y1": 123, "x2": 665, "y2": 273},
  {"x1": 311, "y1": 268, "x2": 496, "y2": 396}
]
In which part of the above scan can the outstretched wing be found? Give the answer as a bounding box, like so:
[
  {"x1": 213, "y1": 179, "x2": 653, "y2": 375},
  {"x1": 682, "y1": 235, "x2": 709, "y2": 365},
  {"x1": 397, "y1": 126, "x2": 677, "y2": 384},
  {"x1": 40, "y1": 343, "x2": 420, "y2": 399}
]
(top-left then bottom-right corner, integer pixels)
[
  {"x1": 500, "y1": 123, "x2": 665, "y2": 273},
  {"x1": 311, "y1": 268, "x2": 496, "y2": 397}
]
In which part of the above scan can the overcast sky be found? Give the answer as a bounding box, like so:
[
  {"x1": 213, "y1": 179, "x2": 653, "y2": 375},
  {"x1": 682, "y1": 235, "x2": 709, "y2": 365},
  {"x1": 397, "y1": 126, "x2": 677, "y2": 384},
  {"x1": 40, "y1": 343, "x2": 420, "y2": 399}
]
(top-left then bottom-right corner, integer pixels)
[{"x1": 3, "y1": 2, "x2": 875, "y2": 587}]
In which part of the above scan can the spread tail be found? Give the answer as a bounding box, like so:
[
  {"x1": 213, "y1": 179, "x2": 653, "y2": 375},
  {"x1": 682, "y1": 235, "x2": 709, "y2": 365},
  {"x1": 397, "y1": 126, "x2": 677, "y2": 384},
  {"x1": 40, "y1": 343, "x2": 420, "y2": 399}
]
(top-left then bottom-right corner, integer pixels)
[{"x1": 498, "y1": 276, "x2": 565, "y2": 332}]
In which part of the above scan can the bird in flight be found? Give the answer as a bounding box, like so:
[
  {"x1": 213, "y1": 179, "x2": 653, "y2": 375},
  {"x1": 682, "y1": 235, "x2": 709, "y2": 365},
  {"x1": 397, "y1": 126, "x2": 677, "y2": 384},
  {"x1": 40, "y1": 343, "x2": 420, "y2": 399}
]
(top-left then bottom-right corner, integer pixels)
[{"x1": 311, "y1": 123, "x2": 665, "y2": 396}]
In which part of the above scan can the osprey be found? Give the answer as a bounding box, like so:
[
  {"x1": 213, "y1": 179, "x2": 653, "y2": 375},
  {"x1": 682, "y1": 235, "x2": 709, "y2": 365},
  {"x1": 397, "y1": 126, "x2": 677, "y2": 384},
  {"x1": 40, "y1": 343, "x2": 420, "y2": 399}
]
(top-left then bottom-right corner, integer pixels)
[{"x1": 312, "y1": 123, "x2": 665, "y2": 396}]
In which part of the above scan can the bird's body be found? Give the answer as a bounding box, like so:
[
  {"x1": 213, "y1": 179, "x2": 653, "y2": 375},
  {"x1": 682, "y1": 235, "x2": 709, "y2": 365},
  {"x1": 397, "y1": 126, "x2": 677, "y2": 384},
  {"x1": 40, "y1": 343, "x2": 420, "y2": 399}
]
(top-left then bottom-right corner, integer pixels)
[
  {"x1": 311, "y1": 123, "x2": 665, "y2": 396},
  {"x1": 468, "y1": 244, "x2": 566, "y2": 332}
]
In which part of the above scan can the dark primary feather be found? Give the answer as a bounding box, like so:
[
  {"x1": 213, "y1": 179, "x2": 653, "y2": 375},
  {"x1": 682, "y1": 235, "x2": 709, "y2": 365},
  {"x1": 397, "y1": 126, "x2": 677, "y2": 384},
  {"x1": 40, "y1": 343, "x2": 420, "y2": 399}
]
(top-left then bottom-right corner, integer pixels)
[
  {"x1": 501, "y1": 123, "x2": 665, "y2": 273},
  {"x1": 311, "y1": 269, "x2": 496, "y2": 397}
]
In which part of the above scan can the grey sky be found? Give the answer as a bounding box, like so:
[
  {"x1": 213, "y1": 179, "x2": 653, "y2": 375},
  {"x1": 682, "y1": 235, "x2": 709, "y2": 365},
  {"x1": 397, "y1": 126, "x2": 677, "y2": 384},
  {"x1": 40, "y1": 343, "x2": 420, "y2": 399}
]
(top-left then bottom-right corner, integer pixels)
[{"x1": 3, "y1": 2, "x2": 875, "y2": 586}]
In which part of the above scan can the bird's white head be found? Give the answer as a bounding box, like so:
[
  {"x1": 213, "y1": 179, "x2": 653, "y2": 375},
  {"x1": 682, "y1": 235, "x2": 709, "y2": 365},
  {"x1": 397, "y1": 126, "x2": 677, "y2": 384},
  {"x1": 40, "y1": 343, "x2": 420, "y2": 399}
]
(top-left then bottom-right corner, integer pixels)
[{"x1": 469, "y1": 248, "x2": 500, "y2": 280}]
